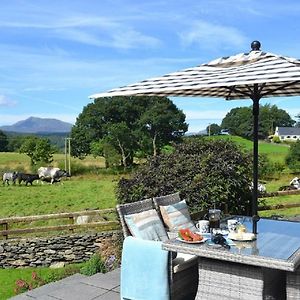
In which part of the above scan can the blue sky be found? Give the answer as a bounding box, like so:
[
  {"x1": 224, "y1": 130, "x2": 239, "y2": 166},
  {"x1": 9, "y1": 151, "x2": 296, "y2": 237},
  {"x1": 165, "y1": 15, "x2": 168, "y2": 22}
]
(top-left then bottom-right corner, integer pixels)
[{"x1": 1, "y1": 0, "x2": 300, "y2": 132}]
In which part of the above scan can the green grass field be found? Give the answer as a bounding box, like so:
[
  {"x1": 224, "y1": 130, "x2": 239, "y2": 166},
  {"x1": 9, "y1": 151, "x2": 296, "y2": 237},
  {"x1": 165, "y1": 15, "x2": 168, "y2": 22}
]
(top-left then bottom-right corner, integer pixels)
[
  {"x1": 0, "y1": 152, "x2": 119, "y2": 217},
  {"x1": 209, "y1": 135, "x2": 289, "y2": 163},
  {"x1": 0, "y1": 144, "x2": 298, "y2": 298},
  {"x1": 0, "y1": 264, "x2": 83, "y2": 299},
  {"x1": 0, "y1": 175, "x2": 118, "y2": 218},
  {"x1": 0, "y1": 152, "x2": 106, "y2": 173}
]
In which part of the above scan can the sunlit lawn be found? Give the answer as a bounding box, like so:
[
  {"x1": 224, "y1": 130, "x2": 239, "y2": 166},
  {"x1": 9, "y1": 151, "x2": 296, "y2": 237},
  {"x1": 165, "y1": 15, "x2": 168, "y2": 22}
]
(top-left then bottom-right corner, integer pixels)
[
  {"x1": 0, "y1": 175, "x2": 118, "y2": 217},
  {"x1": 0, "y1": 264, "x2": 82, "y2": 299},
  {"x1": 208, "y1": 135, "x2": 289, "y2": 163}
]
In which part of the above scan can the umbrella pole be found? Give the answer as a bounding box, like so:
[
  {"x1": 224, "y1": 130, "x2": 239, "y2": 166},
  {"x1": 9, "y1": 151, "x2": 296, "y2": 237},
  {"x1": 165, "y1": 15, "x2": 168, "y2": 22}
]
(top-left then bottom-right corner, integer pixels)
[{"x1": 252, "y1": 91, "x2": 261, "y2": 234}]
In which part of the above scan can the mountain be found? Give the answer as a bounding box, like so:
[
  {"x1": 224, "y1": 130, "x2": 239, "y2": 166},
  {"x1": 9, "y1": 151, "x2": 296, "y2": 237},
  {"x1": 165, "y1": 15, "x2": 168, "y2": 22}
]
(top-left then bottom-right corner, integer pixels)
[
  {"x1": 185, "y1": 129, "x2": 207, "y2": 136},
  {"x1": 0, "y1": 117, "x2": 73, "y2": 133}
]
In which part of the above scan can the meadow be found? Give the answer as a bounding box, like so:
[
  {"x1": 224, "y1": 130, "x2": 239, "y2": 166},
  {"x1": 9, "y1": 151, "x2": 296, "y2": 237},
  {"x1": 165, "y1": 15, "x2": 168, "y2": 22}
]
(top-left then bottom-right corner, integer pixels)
[
  {"x1": 0, "y1": 175, "x2": 118, "y2": 217},
  {"x1": 0, "y1": 140, "x2": 299, "y2": 298},
  {"x1": 210, "y1": 135, "x2": 289, "y2": 163},
  {"x1": 0, "y1": 139, "x2": 296, "y2": 219},
  {"x1": 0, "y1": 152, "x2": 120, "y2": 218}
]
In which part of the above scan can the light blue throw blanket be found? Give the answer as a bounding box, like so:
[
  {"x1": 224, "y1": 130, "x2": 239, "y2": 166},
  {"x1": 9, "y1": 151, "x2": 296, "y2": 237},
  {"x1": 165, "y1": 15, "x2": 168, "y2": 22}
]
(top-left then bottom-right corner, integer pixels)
[{"x1": 121, "y1": 236, "x2": 170, "y2": 300}]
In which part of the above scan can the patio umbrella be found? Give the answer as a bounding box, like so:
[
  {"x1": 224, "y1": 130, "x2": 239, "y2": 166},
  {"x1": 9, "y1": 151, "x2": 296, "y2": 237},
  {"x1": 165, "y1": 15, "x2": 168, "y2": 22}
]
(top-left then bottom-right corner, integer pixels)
[{"x1": 90, "y1": 41, "x2": 300, "y2": 234}]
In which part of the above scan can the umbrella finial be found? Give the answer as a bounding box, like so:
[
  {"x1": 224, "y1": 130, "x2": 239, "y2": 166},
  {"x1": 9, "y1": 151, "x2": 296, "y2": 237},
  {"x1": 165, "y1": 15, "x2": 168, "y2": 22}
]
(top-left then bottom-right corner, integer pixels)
[{"x1": 251, "y1": 40, "x2": 261, "y2": 51}]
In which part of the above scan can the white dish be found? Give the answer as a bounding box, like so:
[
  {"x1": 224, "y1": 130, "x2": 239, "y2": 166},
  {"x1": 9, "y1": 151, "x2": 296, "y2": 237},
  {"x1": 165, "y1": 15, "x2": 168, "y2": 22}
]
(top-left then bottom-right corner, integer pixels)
[
  {"x1": 228, "y1": 232, "x2": 256, "y2": 241},
  {"x1": 195, "y1": 230, "x2": 229, "y2": 236},
  {"x1": 211, "y1": 229, "x2": 229, "y2": 235},
  {"x1": 176, "y1": 237, "x2": 208, "y2": 244}
]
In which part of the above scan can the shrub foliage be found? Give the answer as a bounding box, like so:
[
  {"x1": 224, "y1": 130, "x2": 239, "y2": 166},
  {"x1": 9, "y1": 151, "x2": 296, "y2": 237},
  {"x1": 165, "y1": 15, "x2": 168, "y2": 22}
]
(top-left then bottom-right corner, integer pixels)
[
  {"x1": 117, "y1": 139, "x2": 253, "y2": 215},
  {"x1": 286, "y1": 140, "x2": 300, "y2": 172}
]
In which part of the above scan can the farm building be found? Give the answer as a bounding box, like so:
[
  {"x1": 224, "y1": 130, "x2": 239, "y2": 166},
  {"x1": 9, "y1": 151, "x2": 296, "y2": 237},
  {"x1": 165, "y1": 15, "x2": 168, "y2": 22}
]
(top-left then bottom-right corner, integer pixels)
[{"x1": 274, "y1": 126, "x2": 300, "y2": 141}]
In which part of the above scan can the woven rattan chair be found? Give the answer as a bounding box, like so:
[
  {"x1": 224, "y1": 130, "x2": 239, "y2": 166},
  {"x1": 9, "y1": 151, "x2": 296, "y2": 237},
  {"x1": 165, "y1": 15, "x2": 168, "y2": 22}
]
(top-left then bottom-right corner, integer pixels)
[
  {"x1": 117, "y1": 198, "x2": 198, "y2": 300},
  {"x1": 286, "y1": 266, "x2": 300, "y2": 299},
  {"x1": 153, "y1": 192, "x2": 181, "y2": 207}
]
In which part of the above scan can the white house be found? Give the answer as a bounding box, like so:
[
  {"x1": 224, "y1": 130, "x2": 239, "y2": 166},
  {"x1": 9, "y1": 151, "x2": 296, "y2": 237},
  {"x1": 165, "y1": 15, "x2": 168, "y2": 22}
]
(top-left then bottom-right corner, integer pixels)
[{"x1": 274, "y1": 126, "x2": 300, "y2": 141}]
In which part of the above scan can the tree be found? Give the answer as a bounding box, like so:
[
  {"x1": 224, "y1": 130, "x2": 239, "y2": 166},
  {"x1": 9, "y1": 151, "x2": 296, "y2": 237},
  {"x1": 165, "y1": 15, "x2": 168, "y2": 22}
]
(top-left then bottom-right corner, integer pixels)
[
  {"x1": 117, "y1": 138, "x2": 253, "y2": 215},
  {"x1": 104, "y1": 122, "x2": 136, "y2": 168},
  {"x1": 221, "y1": 104, "x2": 295, "y2": 139},
  {"x1": 7, "y1": 135, "x2": 27, "y2": 152},
  {"x1": 286, "y1": 140, "x2": 300, "y2": 172},
  {"x1": 206, "y1": 123, "x2": 221, "y2": 136},
  {"x1": 71, "y1": 96, "x2": 187, "y2": 166},
  {"x1": 19, "y1": 136, "x2": 54, "y2": 166},
  {"x1": 138, "y1": 98, "x2": 187, "y2": 156},
  {"x1": 295, "y1": 114, "x2": 300, "y2": 127},
  {"x1": 90, "y1": 140, "x2": 120, "y2": 168},
  {"x1": 0, "y1": 130, "x2": 8, "y2": 151}
]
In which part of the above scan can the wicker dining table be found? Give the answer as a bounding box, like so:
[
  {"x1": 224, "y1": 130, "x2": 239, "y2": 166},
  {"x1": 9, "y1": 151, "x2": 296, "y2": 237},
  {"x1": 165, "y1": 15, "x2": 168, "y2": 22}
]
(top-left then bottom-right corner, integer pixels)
[{"x1": 162, "y1": 216, "x2": 300, "y2": 300}]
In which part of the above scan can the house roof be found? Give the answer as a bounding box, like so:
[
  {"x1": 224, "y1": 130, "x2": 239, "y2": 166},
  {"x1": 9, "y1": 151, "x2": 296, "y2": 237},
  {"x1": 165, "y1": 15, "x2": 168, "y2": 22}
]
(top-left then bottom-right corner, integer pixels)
[{"x1": 277, "y1": 127, "x2": 300, "y2": 135}]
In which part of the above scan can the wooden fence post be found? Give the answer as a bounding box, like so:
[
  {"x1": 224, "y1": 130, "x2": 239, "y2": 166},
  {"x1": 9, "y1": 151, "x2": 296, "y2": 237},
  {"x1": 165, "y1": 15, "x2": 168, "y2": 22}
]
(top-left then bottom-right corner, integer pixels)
[
  {"x1": 2, "y1": 222, "x2": 8, "y2": 240},
  {"x1": 69, "y1": 216, "x2": 74, "y2": 233}
]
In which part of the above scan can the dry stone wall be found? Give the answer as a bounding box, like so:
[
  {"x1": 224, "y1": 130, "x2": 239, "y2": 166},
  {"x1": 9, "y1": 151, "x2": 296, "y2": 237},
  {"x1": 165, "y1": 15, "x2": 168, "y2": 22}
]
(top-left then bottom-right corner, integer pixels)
[{"x1": 0, "y1": 231, "x2": 118, "y2": 268}]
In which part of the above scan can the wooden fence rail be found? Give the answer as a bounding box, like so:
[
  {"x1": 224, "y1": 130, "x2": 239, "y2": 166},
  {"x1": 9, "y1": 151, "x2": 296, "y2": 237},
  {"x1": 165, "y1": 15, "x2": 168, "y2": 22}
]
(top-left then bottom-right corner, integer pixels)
[
  {"x1": 258, "y1": 203, "x2": 300, "y2": 211},
  {"x1": 1, "y1": 202, "x2": 299, "y2": 240},
  {"x1": 0, "y1": 208, "x2": 119, "y2": 239}
]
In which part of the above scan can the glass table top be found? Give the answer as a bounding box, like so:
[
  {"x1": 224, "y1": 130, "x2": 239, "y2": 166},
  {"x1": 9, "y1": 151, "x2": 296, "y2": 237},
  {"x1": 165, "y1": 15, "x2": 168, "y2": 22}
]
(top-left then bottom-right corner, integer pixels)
[
  {"x1": 162, "y1": 216, "x2": 300, "y2": 271},
  {"x1": 225, "y1": 216, "x2": 300, "y2": 260}
]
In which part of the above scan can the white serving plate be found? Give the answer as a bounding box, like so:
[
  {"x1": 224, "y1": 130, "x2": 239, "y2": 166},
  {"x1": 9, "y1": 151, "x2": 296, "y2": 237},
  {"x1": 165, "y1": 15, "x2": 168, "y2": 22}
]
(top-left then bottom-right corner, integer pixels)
[
  {"x1": 176, "y1": 237, "x2": 208, "y2": 244},
  {"x1": 228, "y1": 232, "x2": 256, "y2": 241}
]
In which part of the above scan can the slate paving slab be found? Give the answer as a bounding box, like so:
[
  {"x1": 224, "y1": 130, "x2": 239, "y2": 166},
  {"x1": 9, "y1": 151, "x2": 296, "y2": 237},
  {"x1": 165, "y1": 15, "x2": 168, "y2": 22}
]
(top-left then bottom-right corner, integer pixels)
[
  {"x1": 93, "y1": 290, "x2": 119, "y2": 300},
  {"x1": 80, "y1": 268, "x2": 120, "y2": 290},
  {"x1": 46, "y1": 282, "x2": 107, "y2": 300}
]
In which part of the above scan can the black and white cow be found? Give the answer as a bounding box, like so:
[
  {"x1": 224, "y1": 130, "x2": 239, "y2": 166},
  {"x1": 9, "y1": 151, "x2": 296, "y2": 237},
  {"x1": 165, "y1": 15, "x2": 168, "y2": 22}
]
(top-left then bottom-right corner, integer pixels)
[
  {"x1": 2, "y1": 172, "x2": 18, "y2": 185},
  {"x1": 38, "y1": 167, "x2": 70, "y2": 184},
  {"x1": 16, "y1": 173, "x2": 40, "y2": 186},
  {"x1": 290, "y1": 177, "x2": 300, "y2": 189}
]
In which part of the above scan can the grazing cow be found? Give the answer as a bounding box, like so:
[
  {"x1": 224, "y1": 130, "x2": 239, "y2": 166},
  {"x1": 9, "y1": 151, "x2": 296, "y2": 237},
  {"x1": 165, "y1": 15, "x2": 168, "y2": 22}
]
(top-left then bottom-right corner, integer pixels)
[
  {"x1": 2, "y1": 172, "x2": 18, "y2": 186},
  {"x1": 290, "y1": 177, "x2": 300, "y2": 189},
  {"x1": 16, "y1": 173, "x2": 40, "y2": 186},
  {"x1": 279, "y1": 177, "x2": 300, "y2": 191},
  {"x1": 38, "y1": 167, "x2": 70, "y2": 184}
]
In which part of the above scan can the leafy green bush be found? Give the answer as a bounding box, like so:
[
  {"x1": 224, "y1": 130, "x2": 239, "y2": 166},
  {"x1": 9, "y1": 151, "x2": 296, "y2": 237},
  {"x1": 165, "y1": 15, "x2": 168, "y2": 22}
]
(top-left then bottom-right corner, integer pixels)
[
  {"x1": 43, "y1": 264, "x2": 82, "y2": 284},
  {"x1": 286, "y1": 140, "x2": 300, "y2": 172},
  {"x1": 80, "y1": 254, "x2": 107, "y2": 276},
  {"x1": 117, "y1": 139, "x2": 253, "y2": 215},
  {"x1": 258, "y1": 154, "x2": 285, "y2": 179},
  {"x1": 272, "y1": 136, "x2": 281, "y2": 143}
]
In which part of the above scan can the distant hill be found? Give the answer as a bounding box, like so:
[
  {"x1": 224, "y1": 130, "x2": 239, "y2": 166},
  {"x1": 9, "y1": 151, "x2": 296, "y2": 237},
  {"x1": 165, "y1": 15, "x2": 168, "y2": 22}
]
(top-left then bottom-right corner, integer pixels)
[
  {"x1": 0, "y1": 117, "x2": 73, "y2": 133},
  {"x1": 185, "y1": 129, "x2": 207, "y2": 136}
]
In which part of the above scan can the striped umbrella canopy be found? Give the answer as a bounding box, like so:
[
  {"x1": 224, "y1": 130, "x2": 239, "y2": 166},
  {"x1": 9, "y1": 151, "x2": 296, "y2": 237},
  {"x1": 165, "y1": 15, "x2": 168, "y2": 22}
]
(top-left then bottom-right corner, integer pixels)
[{"x1": 90, "y1": 41, "x2": 300, "y2": 234}]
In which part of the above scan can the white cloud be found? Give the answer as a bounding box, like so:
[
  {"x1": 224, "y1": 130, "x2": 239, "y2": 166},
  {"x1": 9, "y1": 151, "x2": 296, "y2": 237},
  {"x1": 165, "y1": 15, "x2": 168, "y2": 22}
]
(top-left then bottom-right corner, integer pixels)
[
  {"x1": 0, "y1": 12, "x2": 162, "y2": 50},
  {"x1": 55, "y1": 27, "x2": 161, "y2": 50},
  {"x1": 282, "y1": 108, "x2": 300, "y2": 119},
  {"x1": 23, "y1": 87, "x2": 66, "y2": 92},
  {"x1": 0, "y1": 95, "x2": 17, "y2": 106},
  {"x1": 179, "y1": 20, "x2": 247, "y2": 50},
  {"x1": 111, "y1": 29, "x2": 161, "y2": 49},
  {"x1": 184, "y1": 109, "x2": 228, "y2": 120}
]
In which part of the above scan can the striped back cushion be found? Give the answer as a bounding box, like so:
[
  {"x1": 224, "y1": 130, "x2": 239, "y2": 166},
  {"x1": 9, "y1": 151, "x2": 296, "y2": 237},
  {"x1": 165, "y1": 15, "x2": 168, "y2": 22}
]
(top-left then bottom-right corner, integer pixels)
[
  {"x1": 160, "y1": 199, "x2": 196, "y2": 232},
  {"x1": 124, "y1": 209, "x2": 168, "y2": 242}
]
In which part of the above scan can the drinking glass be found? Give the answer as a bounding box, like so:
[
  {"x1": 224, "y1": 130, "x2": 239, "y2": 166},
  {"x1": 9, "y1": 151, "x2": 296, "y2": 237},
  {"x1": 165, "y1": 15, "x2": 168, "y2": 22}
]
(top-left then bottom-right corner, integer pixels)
[{"x1": 209, "y1": 209, "x2": 221, "y2": 230}]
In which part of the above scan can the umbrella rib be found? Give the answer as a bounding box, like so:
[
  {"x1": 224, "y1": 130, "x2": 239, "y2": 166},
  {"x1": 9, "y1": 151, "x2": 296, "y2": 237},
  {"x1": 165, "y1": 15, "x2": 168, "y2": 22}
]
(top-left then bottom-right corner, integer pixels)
[
  {"x1": 258, "y1": 83, "x2": 266, "y2": 94},
  {"x1": 225, "y1": 86, "x2": 251, "y2": 99},
  {"x1": 261, "y1": 80, "x2": 300, "y2": 97}
]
